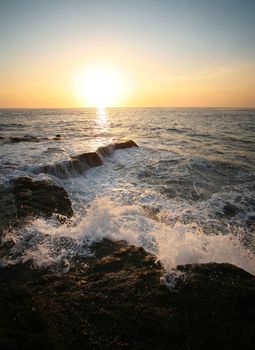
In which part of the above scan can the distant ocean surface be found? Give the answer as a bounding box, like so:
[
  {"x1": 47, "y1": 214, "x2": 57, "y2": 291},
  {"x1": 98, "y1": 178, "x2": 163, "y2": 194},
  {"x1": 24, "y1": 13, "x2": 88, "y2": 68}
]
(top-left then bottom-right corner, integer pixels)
[{"x1": 0, "y1": 108, "x2": 255, "y2": 274}]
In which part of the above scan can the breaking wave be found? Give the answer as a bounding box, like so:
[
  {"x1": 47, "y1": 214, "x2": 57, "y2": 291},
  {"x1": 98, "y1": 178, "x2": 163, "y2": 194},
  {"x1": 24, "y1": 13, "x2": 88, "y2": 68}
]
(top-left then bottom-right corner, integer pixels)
[{"x1": 2, "y1": 198, "x2": 255, "y2": 274}]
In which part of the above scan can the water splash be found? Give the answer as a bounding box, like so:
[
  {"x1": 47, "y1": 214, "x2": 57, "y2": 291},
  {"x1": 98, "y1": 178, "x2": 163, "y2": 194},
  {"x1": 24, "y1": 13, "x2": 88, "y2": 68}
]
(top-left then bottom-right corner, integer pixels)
[{"x1": 2, "y1": 198, "x2": 255, "y2": 274}]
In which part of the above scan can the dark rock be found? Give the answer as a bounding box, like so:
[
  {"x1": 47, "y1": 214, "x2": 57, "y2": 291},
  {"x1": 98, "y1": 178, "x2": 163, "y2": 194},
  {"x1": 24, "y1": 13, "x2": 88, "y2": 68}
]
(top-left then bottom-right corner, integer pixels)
[
  {"x1": 37, "y1": 152, "x2": 103, "y2": 179},
  {"x1": 36, "y1": 140, "x2": 138, "y2": 179},
  {"x1": 0, "y1": 239, "x2": 254, "y2": 349},
  {"x1": 12, "y1": 176, "x2": 73, "y2": 218},
  {"x1": 0, "y1": 176, "x2": 73, "y2": 235},
  {"x1": 246, "y1": 214, "x2": 255, "y2": 228},
  {"x1": 72, "y1": 152, "x2": 103, "y2": 167},
  {"x1": 9, "y1": 136, "x2": 44, "y2": 143},
  {"x1": 114, "y1": 139, "x2": 138, "y2": 150},
  {"x1": 223, "y1": 202, "x2": 239, "y2": 217},
  {"x1": 0, "y1": 188, "x2": 17, "y2": 233},
  {"x1": 39, "y1": 160, "x2": 86, "y2": 178},
  {"x1": 53, "y1": 134, "x2": 62, "y2": 140}
]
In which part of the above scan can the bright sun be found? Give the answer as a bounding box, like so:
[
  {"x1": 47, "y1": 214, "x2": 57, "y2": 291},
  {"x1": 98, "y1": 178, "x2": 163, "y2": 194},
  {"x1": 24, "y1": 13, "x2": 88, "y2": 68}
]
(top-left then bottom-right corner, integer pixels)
[{"x1": 74, "y1": 65, "x2": 127, "y2": 108}]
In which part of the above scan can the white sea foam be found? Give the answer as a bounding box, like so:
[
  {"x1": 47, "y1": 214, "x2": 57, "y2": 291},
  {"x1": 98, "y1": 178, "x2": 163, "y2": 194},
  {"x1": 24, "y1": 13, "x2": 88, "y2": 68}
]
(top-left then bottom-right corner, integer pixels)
[{"x1": 2, "y1": 198, "x2": 255, "y2": 275}]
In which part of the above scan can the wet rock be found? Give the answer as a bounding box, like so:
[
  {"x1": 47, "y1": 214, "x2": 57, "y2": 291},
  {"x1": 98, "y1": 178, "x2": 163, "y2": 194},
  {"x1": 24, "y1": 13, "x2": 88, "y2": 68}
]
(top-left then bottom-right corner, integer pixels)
[
  {"x1": 97, "y1": 140, "x2": 138, "y2": 157},
  {"x1": 114, "y1": 139, "x2": 138, "y2": 150},
  {"x1": 53, "y1": 134, "x2": 62, "y2": 140},
  {"x1": 38, "y1": 152, "x2": 103, "y2": 179},
  {"x1": 0, "y1": 239, "x2": 254, "y2": 349},
  {"x1": 9, "y1": 135, "x2": 46, "y2": 143},
  {"x1": 72, "y1": 152, "x2": 103, "y2": 167},
  {"x1": 246, "y1": 214, "x2": 255, "y2": 228},
  {"x1": 97, "y1": 144, "x2": 115, "y2": 157},
  {"x1": 36, "y1": 140, "x2": 138, "y2": 179},
  {"x1": 39, "y1": 160, "x2": 84, "y2": 178},
  {"x1": 223, "y1": 202, "x2": 239, "y2": 217},
  {"x1": 0, "y1": 188, "x2": 17, "y2": 233},
  {"x1": 0, "y1": 176, "x2": 73, "y2": 235},
  {"x1": 12, "y1": 176, "x2": 73, "y2": 218}
]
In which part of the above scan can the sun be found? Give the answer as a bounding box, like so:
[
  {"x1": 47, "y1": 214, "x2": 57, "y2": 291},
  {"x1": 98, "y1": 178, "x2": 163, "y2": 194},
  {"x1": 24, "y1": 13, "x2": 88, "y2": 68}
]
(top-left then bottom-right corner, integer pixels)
[{"x1": 74, "y1": 65, "x2": 127, "y2": 108}]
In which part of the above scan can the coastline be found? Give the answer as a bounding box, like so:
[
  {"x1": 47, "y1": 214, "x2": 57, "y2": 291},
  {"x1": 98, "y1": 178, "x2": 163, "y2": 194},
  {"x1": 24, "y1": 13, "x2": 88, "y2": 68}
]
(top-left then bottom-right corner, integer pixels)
[
  {"x1": 1, "y1": 238, "x2": 255, "y2": 349},
  {"x1": 1, "y1": 140, "x2": 255, "y2": 349}
]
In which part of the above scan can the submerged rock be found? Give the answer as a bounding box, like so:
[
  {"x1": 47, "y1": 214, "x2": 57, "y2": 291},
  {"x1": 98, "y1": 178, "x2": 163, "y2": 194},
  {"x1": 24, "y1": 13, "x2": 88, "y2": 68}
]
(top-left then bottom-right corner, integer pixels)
[
  {"x1": 0, "y1": 239, "x2": 254, "y2": 349},
  {"x1": 0, "y1": 176, "x2": 73, "y2": 235},
  {"x1": 9, "y1": 135, "x2": 46, "y2": 143},
  {"x1": 53, "y1": 134, "x2": 62, "y2": 140}
]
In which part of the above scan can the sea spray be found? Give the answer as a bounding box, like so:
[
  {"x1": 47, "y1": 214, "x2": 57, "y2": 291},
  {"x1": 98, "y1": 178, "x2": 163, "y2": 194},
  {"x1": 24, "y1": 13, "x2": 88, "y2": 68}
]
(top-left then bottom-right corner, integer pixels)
[{"x1": 2, "y1": 197, "x2": 255, "y2": 274}]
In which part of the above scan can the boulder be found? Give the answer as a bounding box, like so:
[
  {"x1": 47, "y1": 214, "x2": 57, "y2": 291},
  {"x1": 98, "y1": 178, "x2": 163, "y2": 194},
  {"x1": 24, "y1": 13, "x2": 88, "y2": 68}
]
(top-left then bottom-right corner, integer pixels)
[
  {"x1": 12, "y1": 176, "x2": 73, "y2": 218},
  {"x1": 0, "y1": 176, "x2": 73, "y2": 235}
]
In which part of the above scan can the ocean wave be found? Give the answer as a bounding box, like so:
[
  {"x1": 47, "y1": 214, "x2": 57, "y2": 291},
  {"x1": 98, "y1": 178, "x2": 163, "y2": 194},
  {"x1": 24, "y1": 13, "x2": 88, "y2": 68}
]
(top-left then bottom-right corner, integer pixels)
[{"x1": 1, "y1": 198, "x2": 254, "y2": 274}]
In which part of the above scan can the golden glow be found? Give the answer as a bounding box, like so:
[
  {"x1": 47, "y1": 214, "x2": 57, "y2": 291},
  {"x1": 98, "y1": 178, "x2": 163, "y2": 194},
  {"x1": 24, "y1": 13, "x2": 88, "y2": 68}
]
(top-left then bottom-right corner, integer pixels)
[
  {"x1": 74, "y1": 65, "x2": 128, "y2": 108},
  {"x1": 1, "y1": 55, "x2": 255, "y2": 108}
]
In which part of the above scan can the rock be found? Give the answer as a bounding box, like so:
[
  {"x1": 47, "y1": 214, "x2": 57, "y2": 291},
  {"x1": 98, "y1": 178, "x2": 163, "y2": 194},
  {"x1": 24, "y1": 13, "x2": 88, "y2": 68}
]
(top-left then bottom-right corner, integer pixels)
[
  {"x1": 36, "y1": 140, "x2": 138, "y2": 179},
  {"x1": 0, "y1": 176, "x2": 73, "y2": 235},
  {"x1": 97, "y1": 140, "x2": 138, "y2": 158},
  {"x1": 35, "y1": 140, "x2": 138, "y2": 179},
  {"x1": 0, "y1": 239, "x2": 254, "y2": 349},
  {"x1": 246, "y1": 214, "x2": 255, "y2": 227},
  {"x1": 12, "y1": 176, "x2": 73, "y2": 219},
  {"x1": 38, "y1": 152, "x2": 103, "y2": 179},
  {"x1": 9, "y1": 136, "x2": 44, "y2": 143},
  {"x1": 114, "y1": 140, "x2": 138, "y2": 150},
  {"x1": 72, "y1": 152, "x2": 103, "y2": 167},
  {"x1": 0, "y1": 188, "x2": 17, "y2": 233},
  {"x1": 223, "y1": 202, "x2": 239, "y2": 217}
]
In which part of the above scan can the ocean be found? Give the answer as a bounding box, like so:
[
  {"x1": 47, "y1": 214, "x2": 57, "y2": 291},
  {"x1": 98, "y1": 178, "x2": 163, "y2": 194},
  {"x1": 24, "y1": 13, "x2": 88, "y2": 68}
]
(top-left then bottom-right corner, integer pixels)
[{"x1": 0, "y1": 107, "x2": 255, "y2": 274}]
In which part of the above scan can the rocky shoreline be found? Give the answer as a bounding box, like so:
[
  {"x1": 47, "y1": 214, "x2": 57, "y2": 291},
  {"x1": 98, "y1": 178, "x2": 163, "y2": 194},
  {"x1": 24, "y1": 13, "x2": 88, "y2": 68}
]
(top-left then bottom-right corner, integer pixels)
[
  {"x1": 0, "y1": 239, "x2": 255, "y2": 350},
  {"x1": 0, "y1": 140, "x2": 255, "y2": 349},
  {"x1": 0, "y1": 140, "x2": 138, "y2": 234}
]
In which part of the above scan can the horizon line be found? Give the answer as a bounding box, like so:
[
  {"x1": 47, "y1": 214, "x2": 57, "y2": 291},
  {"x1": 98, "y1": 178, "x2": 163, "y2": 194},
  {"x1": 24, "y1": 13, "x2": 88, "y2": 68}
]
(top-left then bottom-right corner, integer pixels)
[{"x1": 1, "y1": 106, "x2": 255, "y2": 109}]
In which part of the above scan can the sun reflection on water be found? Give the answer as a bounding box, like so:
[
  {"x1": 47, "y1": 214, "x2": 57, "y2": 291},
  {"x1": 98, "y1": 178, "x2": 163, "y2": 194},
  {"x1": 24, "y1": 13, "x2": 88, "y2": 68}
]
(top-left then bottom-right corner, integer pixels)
[
  {"x1": 97, "y1": 106, "x2": 107, "y2": 121},
  {"x1": 88, "y1": 107, "x2": 111, "y2": 150},
  {"x1": 96, "y1": 107, "x2": 109, "y2": 130}
]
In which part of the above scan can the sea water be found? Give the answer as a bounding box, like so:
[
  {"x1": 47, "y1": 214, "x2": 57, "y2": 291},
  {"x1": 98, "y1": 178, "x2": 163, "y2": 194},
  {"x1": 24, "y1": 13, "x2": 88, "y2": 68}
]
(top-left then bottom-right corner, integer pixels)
[{"x1": 0, "y1": 108, "x2": 255, "y2": 273}]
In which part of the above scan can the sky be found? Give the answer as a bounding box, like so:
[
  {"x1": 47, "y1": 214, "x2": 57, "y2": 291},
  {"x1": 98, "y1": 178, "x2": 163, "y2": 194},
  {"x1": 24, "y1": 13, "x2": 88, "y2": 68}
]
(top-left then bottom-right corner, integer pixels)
[{"x1": 1, "y1": 0, "x2": 255, "y2": 107}]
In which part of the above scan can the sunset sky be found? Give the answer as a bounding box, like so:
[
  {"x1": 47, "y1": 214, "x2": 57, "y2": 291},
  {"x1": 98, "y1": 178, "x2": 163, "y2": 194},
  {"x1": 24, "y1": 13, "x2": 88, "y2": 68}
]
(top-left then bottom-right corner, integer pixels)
[{"x1": 1, "y1": 0, "x2": 255, "y2": 108}]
